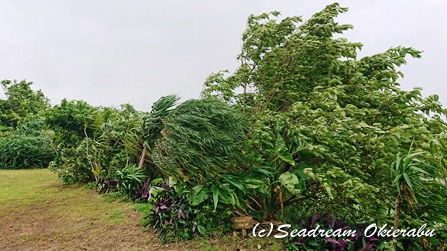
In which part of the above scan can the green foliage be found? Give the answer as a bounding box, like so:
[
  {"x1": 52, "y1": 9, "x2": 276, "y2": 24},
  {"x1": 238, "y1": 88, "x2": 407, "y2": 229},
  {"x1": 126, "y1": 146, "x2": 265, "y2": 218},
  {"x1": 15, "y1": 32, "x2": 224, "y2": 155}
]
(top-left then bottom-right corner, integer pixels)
[
  {"x1": 48, "y1": 141, "x2": 92, "y2": 183},
  {"x1": 4, "y1": 3, "x2": 446, "y2": 248},
  {"x1": 45, "y1": 99, "x2": 97, "y2": 148},
  {"x1": 428, "y1": 135, "x2": 447, "y2": 195},
  {"x1": 202, "y1": 2, "x2": 447, "y2": 247},
  {"x1": 142, "y1": 95, "x2": 179, "y2": 148},
  {"x1": 144, "y1": 180, "x2": 232, "y2": 243},
  {"x1": 47, "y1": 100, "x2": 147, "y2": 186},
  {"x1": 0, "y1": 134, "x2": 54, "y2": 169},
  {"x1": 116, "y1": 165, "x2": 147, "y2": 198},
  {"x1": 151, "y1": 98, "x2": 248, "y2": 184},
  {"x1": 390, "y1": 148, "x2": 428, "y2": 205},
  {"x1": 144, "y1": 181, "x2": 199, "y2": 242},
  {"x1": 0, "y1": 80, "x2": 54, "y2": 169},
  {"x1": 46, "y1": 99, "x2": 98, "y2": 183},
  {"x1": 86, "y1": 106, "x2": 146, "y2": 185},
  {"x1": 0, "y1": 116, "x2": 54, "y2": 169},
  {"x1": 0, "y1": 79, "x2": 50, "y2": 127}
]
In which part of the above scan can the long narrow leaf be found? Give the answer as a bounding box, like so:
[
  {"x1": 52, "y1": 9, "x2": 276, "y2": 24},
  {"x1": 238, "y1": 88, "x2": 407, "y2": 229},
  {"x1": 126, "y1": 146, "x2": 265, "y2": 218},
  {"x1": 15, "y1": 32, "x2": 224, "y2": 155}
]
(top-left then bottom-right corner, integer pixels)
[
  {"x1": 402, "y1": 173, "x2": 414, "y2": 192},
  {"x1": 212, "y1": 184, "x2": 219, "y2": 210}
]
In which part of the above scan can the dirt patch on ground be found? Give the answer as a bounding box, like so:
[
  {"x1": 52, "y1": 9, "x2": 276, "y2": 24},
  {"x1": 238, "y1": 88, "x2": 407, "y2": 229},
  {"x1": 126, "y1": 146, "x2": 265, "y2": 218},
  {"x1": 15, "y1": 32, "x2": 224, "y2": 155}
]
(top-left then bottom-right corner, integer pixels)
[
  {"x1": 0, "y1": 169, "x2": 283, "y2": 251},
  {"x1": 0, "y1": 173, "x2": 155, "y2": 250}
]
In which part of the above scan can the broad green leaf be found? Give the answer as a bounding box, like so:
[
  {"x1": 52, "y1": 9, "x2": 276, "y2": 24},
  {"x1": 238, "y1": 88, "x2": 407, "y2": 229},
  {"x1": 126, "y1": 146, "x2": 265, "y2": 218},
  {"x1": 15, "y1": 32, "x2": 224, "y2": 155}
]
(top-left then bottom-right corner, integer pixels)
[
  {"x1": 279, "y1": 171, "x2": 301, "y2": 195},
  {"x1": 278, "y1": 152, "x2": 295, "y2": 166},
  {"x1": 188, "y1": 185, "x2": 209, "y2": 206}
]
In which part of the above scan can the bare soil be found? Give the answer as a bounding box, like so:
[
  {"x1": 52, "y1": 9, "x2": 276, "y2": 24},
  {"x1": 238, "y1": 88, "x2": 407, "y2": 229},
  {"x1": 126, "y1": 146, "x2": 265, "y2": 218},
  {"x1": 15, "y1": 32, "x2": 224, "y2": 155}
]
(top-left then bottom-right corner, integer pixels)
[{"x1": 0, "y1": 169, "x2": 283, "y2": 251}]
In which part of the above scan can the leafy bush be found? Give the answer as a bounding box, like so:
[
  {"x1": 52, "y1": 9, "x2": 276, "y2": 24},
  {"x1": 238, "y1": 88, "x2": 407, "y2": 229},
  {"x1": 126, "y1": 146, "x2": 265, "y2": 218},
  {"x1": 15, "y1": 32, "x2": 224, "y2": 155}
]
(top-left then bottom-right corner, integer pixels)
[
  {"x1": 116, "y1": 165, "x2": 147, "y2": 198},
  {"x1": 0, "y1": 134, "x2": 54, "y2": 169},
  {"x1": 144, "y1": 180, "x2": 233, "y2": 242},
  {"x1": 48, "y1": 141, "x2": 92, "y2": 184},
  {"x1": 47, "y1": 101, "x2": 147, "y2": 187},
  {"x1": 144, "y1": 181, "x2": 197, "y2": 242}
]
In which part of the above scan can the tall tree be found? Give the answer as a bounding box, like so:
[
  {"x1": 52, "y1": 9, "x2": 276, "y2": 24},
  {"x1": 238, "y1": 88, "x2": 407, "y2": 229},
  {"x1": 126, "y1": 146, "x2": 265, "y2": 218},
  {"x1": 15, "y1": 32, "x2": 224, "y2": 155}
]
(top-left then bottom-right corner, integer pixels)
[
  {"x1": 151, "y1": 97, "x2": 248, "y2": 184},
  {"x1": 0, "y1": 79, "x2": 49, "y2": 127},
  {"x1": 202, "y1": 3, "x2": 447, "y2": 248}
]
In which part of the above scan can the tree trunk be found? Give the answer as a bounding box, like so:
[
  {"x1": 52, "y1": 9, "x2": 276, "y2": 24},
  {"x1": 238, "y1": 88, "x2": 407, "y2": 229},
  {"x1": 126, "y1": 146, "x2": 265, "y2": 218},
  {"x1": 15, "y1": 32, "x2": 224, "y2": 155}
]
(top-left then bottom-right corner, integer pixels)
[{"x1": 138, "y1": 145, "x2": 146, "y2": 169}]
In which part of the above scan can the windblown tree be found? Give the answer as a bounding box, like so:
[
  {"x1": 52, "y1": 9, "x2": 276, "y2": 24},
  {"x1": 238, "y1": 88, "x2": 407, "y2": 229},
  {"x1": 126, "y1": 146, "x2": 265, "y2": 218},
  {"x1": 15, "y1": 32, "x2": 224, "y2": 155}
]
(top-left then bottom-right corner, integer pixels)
[
  {"x1": 150, "y1": 97, "x2": 248, "y2": 184},
  {"x1": 202, "y1": 3, "x2": 447, "y2": 249},
  {"x1": 0, "y1": 79, "x2": 50, "y2": 128},
  {"x1": 147, "y1": 96, "x2": 267, "y2": 223}
]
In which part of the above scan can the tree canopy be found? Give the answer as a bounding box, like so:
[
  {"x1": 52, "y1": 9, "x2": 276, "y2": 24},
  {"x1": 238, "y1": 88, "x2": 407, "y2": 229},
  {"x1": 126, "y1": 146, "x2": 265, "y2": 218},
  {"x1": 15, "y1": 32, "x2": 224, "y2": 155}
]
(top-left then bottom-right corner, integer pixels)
[
  {"x1": 202, "y1": 3, "x2": 447, "y2": 248},
  {"x1": 0, "y1": 79, "x2": 49, "y2": 127}
]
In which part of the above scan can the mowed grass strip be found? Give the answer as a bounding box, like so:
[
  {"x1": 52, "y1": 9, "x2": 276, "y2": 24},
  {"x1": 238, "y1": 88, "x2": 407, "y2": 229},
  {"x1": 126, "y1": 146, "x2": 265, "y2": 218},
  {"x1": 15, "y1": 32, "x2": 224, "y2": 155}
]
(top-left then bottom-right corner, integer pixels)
[
  {"x1": 0, "y1": 169, "x2": 155, "y2": 251},
  {"x1": 0, "y1": 169, "x2": 283, "y2": 251}
]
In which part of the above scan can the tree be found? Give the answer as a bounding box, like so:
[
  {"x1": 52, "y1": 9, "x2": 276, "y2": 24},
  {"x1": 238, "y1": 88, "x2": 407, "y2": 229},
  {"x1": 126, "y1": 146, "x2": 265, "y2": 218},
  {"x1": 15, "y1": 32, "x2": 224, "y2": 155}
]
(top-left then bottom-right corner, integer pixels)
[
  {"x1": 45, "y1": 99, "x2": 98, "y2": 182},
  {"x1": 151, "y1": 97, "x2": 248, "y2": 184},
  {"x1": 0, "y1": 79, "x2": 50, "y2": 127},
  {"x1": 202, "y1": 3, "x2": 447, "y2": 249}
]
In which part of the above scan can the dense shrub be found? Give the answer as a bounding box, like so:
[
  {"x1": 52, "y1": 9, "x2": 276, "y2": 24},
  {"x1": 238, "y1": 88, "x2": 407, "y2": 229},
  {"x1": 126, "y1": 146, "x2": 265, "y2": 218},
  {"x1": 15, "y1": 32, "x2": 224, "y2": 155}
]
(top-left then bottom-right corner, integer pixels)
[
  {"x1": 0, "y1": 134, "x2": 54, "y2": 169},
  {"x1": 151, "y1": 98, "x2": 248, "y2": 184},
  {"x1": 48, "y1": 142, "x2": 92, "y2": 183},
  {"x1": 116, "y1": 165, "x2": 147, "y2": 198},
  {"x1": 144, "y1": 180, "x2": 232, "y2": 242},
  {"x1": 47, "y1": 101, "x2": 146, "y2": 186}
]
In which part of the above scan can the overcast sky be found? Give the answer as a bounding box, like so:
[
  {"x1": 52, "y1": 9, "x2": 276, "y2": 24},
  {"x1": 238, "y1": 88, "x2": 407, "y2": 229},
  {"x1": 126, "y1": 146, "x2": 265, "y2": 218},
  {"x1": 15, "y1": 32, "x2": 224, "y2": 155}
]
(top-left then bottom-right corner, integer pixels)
[{"x1": 1, "y1": 0, "x2": 446, "y2": 111}]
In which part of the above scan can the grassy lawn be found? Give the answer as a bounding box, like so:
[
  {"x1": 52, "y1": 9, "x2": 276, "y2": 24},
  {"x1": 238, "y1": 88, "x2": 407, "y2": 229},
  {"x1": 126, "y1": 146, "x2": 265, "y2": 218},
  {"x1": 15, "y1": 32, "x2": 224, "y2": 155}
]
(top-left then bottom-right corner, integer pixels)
[{"x1": 0, "y1": 169, "x2": 282, "y2": 251}]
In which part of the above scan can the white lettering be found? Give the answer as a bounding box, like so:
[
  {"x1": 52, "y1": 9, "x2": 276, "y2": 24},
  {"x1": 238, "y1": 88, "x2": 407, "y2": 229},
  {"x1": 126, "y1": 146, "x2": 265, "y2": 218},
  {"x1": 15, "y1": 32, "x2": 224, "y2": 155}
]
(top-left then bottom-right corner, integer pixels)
[
  {"x1": 258, "y1": 228, "x2": 266, "y2": 237},
  {"x1": 343, "y1": 229, "x2": 357, "y2": 238},
  {"x1": 364, "y1": 223, "x2": 377, "y2": 237},
  {"x1": 252, "y1": 223, "x2": 259, "y2": 237},
  {"x1": 318, "y1": 229, "x2": 325, "y2": 237},
  {"x1": 406, "y1": 229, "x2": 416, "y2": 237},
  {"x1": 391, "y1": 229, "x2": 400, "y2": 238},
  {"x1": 274, "y1": 224, "x2": 291, "y2": 239},
  {"x1": 293, "y1": 228, "x2": 308, "y2": 238},
  {"x1": 324, "y1": 229, "x2": 333, "y2": 238},
  {"x1": 332, "y1": 228, "x2": 341, "y2": 237},
  {"x1": 267, "y1": 222, "x2": 273, "y2": 237},
  {"x1": 425, "y1": 229, "x2": 436, "y2": 237},
  {"x1": 377, "y1": 224, "x2": 388, "y2": 237},
  {"x1": 253, "y1": 222, "x2": 435, "y2": 240},
  {"x1": 399, "y1": 229, "x2": 407, "y2": 237},
  {"x1": 417, "y1": 224, "x2": 427, "y2": 237},
  {"x1": 307, "y1": 224, "x2": 320, "y2": 237}
]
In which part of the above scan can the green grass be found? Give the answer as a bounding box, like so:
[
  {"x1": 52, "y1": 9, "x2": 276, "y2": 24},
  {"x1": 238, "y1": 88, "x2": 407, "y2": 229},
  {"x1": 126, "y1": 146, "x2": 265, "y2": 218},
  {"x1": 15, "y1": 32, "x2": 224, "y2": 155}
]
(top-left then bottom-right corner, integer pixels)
[
  {"x1": 0, "y1": 169, "x2": 154, "y2": 250},
  {"x1": 0, "y1": 169, "x2": 284, "y2": 250}
]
